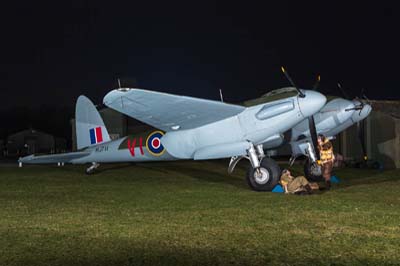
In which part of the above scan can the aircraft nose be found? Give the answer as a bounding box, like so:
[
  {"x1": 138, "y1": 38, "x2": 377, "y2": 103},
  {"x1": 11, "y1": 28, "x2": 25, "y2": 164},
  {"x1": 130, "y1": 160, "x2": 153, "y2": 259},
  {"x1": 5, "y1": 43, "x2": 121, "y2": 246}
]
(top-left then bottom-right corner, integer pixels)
[
  {"x1": 363, "y1": 104, "x2": 372, "y2": 117},
  {"x1": 352, "y1": 103, "x2": 372, "y2": 122},
  {"x1": 337, "y1": 99, "x2": 355, "y2": 123},
  {"x1": 298, "y1": 90, "x2": 327, "y2": 118}
]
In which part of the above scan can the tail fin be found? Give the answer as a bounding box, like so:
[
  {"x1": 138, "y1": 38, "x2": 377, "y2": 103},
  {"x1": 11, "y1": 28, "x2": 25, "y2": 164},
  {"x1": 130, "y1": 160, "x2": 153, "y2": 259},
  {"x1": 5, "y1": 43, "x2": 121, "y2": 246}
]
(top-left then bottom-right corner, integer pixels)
[{"x1": 75, "y1": 95, "x2": 110, "y2": 149}]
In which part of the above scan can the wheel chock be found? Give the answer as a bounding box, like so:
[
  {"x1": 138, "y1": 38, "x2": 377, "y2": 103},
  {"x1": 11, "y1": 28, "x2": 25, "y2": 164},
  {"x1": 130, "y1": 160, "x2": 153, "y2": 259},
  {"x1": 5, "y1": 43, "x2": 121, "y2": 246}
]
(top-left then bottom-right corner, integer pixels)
[
  {"x1": 330, "y1": 176, "x2": 341, "y2": 183},
  {"x1": 272, "y1": 184, "x2": 284, "y2": 193}
]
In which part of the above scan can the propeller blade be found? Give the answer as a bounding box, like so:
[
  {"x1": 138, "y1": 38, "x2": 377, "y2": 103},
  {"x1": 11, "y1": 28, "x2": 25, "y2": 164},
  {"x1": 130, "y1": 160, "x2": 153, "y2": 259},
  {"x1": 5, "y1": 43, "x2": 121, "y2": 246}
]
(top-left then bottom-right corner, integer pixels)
[
  {"x1": 361, "y1": 89, "x2": 371, "y2": 105},
  {"x1": 308, "y1": 115, "x2": 320, "y2": 160},
  {"x1": 281, "y1": 66, "x2": 305, "y2": 97},
  {"x1": 360, "y1": 88, "x2": 365, "y2": 98},
  {"x1": 345, "y1": 106, "x2": 363, "y2": 112},
  {"x1": 312, "y1": 75, "x2": 321, "y2": 91},
  {"x1": 337, "y1": 83, "x2": 351, "y2": 100},
  {"x1": 357, "y1": 120, "x2": 368, "y2": 161}
]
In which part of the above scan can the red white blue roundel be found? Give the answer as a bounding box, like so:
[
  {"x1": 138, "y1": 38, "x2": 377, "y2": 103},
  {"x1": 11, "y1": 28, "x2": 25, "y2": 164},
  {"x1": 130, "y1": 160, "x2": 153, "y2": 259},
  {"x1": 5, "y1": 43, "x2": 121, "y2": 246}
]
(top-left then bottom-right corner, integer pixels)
[{"x1": 146, "y1": 131, "x2": 165, "y2": 156}]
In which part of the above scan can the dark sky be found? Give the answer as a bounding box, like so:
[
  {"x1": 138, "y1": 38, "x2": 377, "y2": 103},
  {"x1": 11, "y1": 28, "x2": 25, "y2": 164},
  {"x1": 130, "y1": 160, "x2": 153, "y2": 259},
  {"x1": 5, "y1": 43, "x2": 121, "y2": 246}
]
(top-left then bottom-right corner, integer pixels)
[{"x1": 1, "y1": 1, "x2": 399, "y2": 109}]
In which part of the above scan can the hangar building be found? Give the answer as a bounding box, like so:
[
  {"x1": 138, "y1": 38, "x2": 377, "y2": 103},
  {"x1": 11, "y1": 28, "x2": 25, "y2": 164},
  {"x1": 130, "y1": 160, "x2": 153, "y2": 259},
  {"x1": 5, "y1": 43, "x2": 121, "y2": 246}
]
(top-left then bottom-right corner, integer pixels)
[{"x1": 6, "y1": 129, "x2": 67, "y2": 157}]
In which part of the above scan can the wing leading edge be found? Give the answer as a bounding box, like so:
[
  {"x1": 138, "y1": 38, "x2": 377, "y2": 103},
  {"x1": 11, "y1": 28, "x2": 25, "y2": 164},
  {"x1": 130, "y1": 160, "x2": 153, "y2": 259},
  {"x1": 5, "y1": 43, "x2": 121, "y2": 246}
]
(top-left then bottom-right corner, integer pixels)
[{"x1": 103, "y1": 88, "x2": 246, "y2": 131}]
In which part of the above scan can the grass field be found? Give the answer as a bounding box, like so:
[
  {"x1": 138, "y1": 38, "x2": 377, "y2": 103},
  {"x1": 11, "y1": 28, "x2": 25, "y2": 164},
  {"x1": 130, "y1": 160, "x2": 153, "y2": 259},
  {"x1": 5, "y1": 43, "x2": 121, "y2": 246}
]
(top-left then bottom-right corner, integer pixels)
[{"x1": 0, "y1": 160, "x2": 399, "y2": 266}]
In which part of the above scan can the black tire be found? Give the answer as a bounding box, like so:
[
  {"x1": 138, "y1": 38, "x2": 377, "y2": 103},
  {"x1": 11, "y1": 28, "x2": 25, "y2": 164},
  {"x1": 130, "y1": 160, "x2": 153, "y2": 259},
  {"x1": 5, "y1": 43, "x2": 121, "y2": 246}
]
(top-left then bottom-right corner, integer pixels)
[
  {"x1": 246, "y1": 157, "x2": 281, "y2": 191},
  {"x1": 85, "y1": 168, "x2": 94, "y2": 175},
  {"x1": 303, "y1": 158, "x2": 323, "y2": 182}
]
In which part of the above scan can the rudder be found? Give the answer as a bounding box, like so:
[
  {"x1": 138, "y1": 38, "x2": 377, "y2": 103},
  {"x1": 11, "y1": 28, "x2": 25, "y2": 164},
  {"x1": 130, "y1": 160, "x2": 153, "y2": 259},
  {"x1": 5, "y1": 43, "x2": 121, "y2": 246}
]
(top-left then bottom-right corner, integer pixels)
[{"x1": 75, "y1": 95, "x2": 110, "y2": 149}]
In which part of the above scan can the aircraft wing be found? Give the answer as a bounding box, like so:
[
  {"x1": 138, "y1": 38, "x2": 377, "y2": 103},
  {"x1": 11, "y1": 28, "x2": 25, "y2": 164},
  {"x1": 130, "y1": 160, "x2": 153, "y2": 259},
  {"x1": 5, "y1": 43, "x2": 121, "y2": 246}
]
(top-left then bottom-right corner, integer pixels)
[
  {"x1": 19, "y1": 151, "x2": 91, "y2": 164},
  {"x1": 103, "y1": 89, "x2": 246, "y2": 131}
]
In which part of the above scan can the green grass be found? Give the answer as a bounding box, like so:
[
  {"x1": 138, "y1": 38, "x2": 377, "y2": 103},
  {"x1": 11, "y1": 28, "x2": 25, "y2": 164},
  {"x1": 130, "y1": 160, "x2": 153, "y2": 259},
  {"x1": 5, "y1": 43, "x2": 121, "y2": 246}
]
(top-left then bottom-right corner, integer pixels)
[{"x1": 0, "y1": 161, "x2": 399, "y2": 266}]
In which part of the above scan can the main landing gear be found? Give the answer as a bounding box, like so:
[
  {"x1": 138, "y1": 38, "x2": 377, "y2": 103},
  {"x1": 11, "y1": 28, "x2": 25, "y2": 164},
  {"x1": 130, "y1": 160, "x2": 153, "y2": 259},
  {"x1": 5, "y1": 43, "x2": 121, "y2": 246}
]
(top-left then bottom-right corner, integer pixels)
[
  {"x1": 229, "y1": 143, "x2": 281, "y2": 191},
  {"x1": 303, "y1": 142, "x2": 323, "y2": 182},
  {"x1": 86, "y1": 162, "x2": 100, "y2": 175},
  {"x1": 303, "y1": 158, "x2": 323, "y2": 182},
  {"x1": 289, "y1": 142, "x2": 324, "y2": 182}
]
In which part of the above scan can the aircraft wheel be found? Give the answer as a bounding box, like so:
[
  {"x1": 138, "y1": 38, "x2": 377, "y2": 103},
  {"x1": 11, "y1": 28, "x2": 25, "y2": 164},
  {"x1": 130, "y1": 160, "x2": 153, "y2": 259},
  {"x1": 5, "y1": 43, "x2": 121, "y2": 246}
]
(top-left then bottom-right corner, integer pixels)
[
  {"x1": 304, "y1": 158, "x2": 323, "y2": 182},
  {"x1": 85, "y1": 162, "x2": 99, "y2": 175},
  {"x1": 85, "y1": 168, "x2": 94, "y2": 175},
  {"x1": 246, "y1": 157, "x2": 281, "y2": 191}
]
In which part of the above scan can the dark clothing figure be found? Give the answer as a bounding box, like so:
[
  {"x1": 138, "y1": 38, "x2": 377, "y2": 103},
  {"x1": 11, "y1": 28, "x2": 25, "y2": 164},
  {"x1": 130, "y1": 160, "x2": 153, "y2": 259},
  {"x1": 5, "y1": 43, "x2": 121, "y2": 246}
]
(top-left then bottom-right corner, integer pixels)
[{"x1": 322, "y1": 161, "x2": 333, "y2": 180}]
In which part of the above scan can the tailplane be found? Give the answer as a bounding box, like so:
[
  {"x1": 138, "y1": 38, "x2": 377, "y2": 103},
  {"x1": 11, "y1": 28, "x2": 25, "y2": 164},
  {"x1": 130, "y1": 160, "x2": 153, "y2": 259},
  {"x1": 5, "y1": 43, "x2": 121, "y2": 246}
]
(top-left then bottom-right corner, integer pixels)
[{"x1": 76, "y1": 95, "x2": 110, "y2": 149}]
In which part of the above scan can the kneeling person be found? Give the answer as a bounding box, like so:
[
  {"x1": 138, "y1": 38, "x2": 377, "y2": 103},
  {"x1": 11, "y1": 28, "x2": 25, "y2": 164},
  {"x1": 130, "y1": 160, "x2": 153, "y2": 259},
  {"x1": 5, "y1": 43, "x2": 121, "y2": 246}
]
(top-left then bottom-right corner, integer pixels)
[{"x1": 280, "y1": 169, "x2": 313, "y2": 195}]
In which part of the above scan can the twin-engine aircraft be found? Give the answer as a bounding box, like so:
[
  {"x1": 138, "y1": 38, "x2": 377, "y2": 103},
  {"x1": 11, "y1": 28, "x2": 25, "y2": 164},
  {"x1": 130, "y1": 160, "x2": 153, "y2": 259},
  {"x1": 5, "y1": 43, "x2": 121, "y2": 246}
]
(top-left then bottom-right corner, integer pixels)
[{"x1": 19, "y1": 69, "x2": 371, "y2": 191}]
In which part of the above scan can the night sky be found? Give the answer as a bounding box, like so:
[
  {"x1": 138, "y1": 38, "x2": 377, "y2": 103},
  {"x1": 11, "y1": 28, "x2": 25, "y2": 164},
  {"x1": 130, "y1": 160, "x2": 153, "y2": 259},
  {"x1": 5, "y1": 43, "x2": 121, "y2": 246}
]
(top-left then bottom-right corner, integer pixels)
[{"x1": 1, "y1": 2, "x2": 399, "y2": 110}]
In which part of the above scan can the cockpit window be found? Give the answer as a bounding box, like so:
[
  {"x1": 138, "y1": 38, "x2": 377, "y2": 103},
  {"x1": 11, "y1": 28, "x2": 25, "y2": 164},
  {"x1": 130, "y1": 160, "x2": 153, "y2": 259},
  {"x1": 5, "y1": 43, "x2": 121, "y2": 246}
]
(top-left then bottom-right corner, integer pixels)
[{"x1": 243, "y1": 87, "x2": 298, "y2": 107}]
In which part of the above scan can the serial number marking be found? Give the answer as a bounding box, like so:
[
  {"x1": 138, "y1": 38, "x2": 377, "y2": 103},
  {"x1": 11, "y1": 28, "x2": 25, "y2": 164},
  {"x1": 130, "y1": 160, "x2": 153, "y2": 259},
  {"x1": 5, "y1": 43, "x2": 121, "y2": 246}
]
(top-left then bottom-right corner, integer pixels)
[{"x1": 95, "y1": 146, "x2": 109, "y2": 152}]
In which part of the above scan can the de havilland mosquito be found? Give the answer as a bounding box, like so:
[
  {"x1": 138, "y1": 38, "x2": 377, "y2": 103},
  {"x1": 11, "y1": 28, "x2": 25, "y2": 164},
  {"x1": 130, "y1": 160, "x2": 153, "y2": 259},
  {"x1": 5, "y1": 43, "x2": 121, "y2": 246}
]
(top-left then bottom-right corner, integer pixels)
[{"x1": 19, "y1": 68, "x2": 371, "y2": 191}]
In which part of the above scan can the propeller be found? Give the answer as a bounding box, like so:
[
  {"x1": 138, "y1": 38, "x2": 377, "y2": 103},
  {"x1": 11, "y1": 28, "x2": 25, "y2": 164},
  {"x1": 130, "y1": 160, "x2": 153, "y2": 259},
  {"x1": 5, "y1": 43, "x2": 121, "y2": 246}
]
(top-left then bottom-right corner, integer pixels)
[
  {"x1": 360, "y1": 89, "x2": 372, "y2": 105},
  {"x1": 308, "y1": 115, "x2": 320, "y2": 160},
  {"x1": 345, "y1": 100, "x2": 364, "y2": 112},
  {"x1": 338, "y1": 83, "x2": 369, "y2": 161},
  {"x1": 337, "y1": 83, "x2": 350, "y2": 100},
  {"x1": 280, "y1": 66, "x2": 320, "y2": 160},
  {"x1": 338, "y1": 84, "x2": 368, "y2": 114},
  {"x1": 312, "y1": 75, "x2": 321, "y2": 91},
  {"x1": 359, "y1": 91, "x2": 370, "y2": 161},
  {"x1": 357, "y1": 119, "x2": 368, "y2": 161},
  {"x1": 358, "y1": 88, "x2": 369, "y2": 161},
  {"x1": 280, "y1": 67, "x2": 305, "y2": 97}
]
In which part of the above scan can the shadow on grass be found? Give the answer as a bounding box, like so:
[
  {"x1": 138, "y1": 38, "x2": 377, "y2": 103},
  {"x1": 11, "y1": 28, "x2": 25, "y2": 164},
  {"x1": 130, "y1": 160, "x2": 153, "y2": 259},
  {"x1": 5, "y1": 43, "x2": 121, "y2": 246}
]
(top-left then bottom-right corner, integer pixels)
[
  {"x1": 22, "y1": 161, "x2": 399, "y2": 193},
  {"x1": 95, "y1": 163, "x2": 137, "y2": 174},
  {"x1": 3, "y1": 235, "x2": 394, "y2": 266},
  {"x1": 127, "y1": 160, "x2": 249, "y2": 190},
  {"x1": 169, "y1": 164, "x2": 247, "y2": 190},
  {"x1": 70, "y1": 160, "x2": 248, "y2": 190}
]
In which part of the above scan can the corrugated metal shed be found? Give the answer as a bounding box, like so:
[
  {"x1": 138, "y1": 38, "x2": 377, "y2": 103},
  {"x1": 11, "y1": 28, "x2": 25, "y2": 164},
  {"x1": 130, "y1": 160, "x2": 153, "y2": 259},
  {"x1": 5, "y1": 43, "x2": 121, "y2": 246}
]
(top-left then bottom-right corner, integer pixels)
[{"x1": 339, "y1": 101, "x2": 400, "y2": 168}]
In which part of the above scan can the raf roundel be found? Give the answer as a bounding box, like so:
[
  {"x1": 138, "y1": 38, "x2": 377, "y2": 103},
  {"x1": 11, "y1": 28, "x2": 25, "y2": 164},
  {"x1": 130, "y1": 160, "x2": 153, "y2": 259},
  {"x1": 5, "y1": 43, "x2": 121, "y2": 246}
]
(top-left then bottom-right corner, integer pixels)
[{"x1": 146, "y1": 131, "x2": 165, "y2": 156}]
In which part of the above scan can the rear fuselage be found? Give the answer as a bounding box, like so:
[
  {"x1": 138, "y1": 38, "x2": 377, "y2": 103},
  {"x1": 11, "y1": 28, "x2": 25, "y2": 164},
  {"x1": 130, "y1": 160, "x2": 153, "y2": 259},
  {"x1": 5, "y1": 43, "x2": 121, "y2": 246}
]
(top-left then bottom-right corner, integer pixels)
[{"x1": 71, "y1": 131, "x2": 176, "y2": 164}]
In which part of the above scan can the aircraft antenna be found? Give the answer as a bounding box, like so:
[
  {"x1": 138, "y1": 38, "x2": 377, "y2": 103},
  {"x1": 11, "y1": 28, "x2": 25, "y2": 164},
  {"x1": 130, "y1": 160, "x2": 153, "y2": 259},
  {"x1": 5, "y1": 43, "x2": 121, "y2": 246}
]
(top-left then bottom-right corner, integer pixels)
[
  {"x1": 117, "y1": 78, "x2": 122, "y2": 88},
  {"x1": 219, "y1": 89, "x2": 224, "y2": 102}
]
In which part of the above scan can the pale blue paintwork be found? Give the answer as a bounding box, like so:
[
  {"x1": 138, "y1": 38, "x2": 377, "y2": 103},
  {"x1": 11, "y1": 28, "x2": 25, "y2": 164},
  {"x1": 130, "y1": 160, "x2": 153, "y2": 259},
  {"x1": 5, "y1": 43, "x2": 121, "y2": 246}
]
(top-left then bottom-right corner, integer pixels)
[
  {"x1": 18, "y1": 85, "x2": 372, "y2": 188},
  {"x1": 256, "y1": 100, "x2": 294, "y2": 120},
  {"x1": 103, "y1": 88, "x2": 245, "y2": 131},
  {"x1": 20, "y1": 88, "x2": 328, "y2": 164},
  {"x1": 289, "y1": 98, "x2": 372, "y2": 157},
  {"x1": 76, "y1": 95, "x2": 110, "y2": 149},
  {"x1": 71, "y1": 136, "x2": 176, "y2": 164},
  {"x1": 104, "y1": 89, "x2": 326, "y2": 160}
]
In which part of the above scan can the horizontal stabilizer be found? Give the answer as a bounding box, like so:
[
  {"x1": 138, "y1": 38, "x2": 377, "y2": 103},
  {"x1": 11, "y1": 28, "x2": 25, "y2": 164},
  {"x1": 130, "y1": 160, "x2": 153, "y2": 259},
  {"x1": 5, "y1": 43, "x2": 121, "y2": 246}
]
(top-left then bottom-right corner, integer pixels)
[{"x1": 19, "y1": 151, "x2": 90, "y2": 164}]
